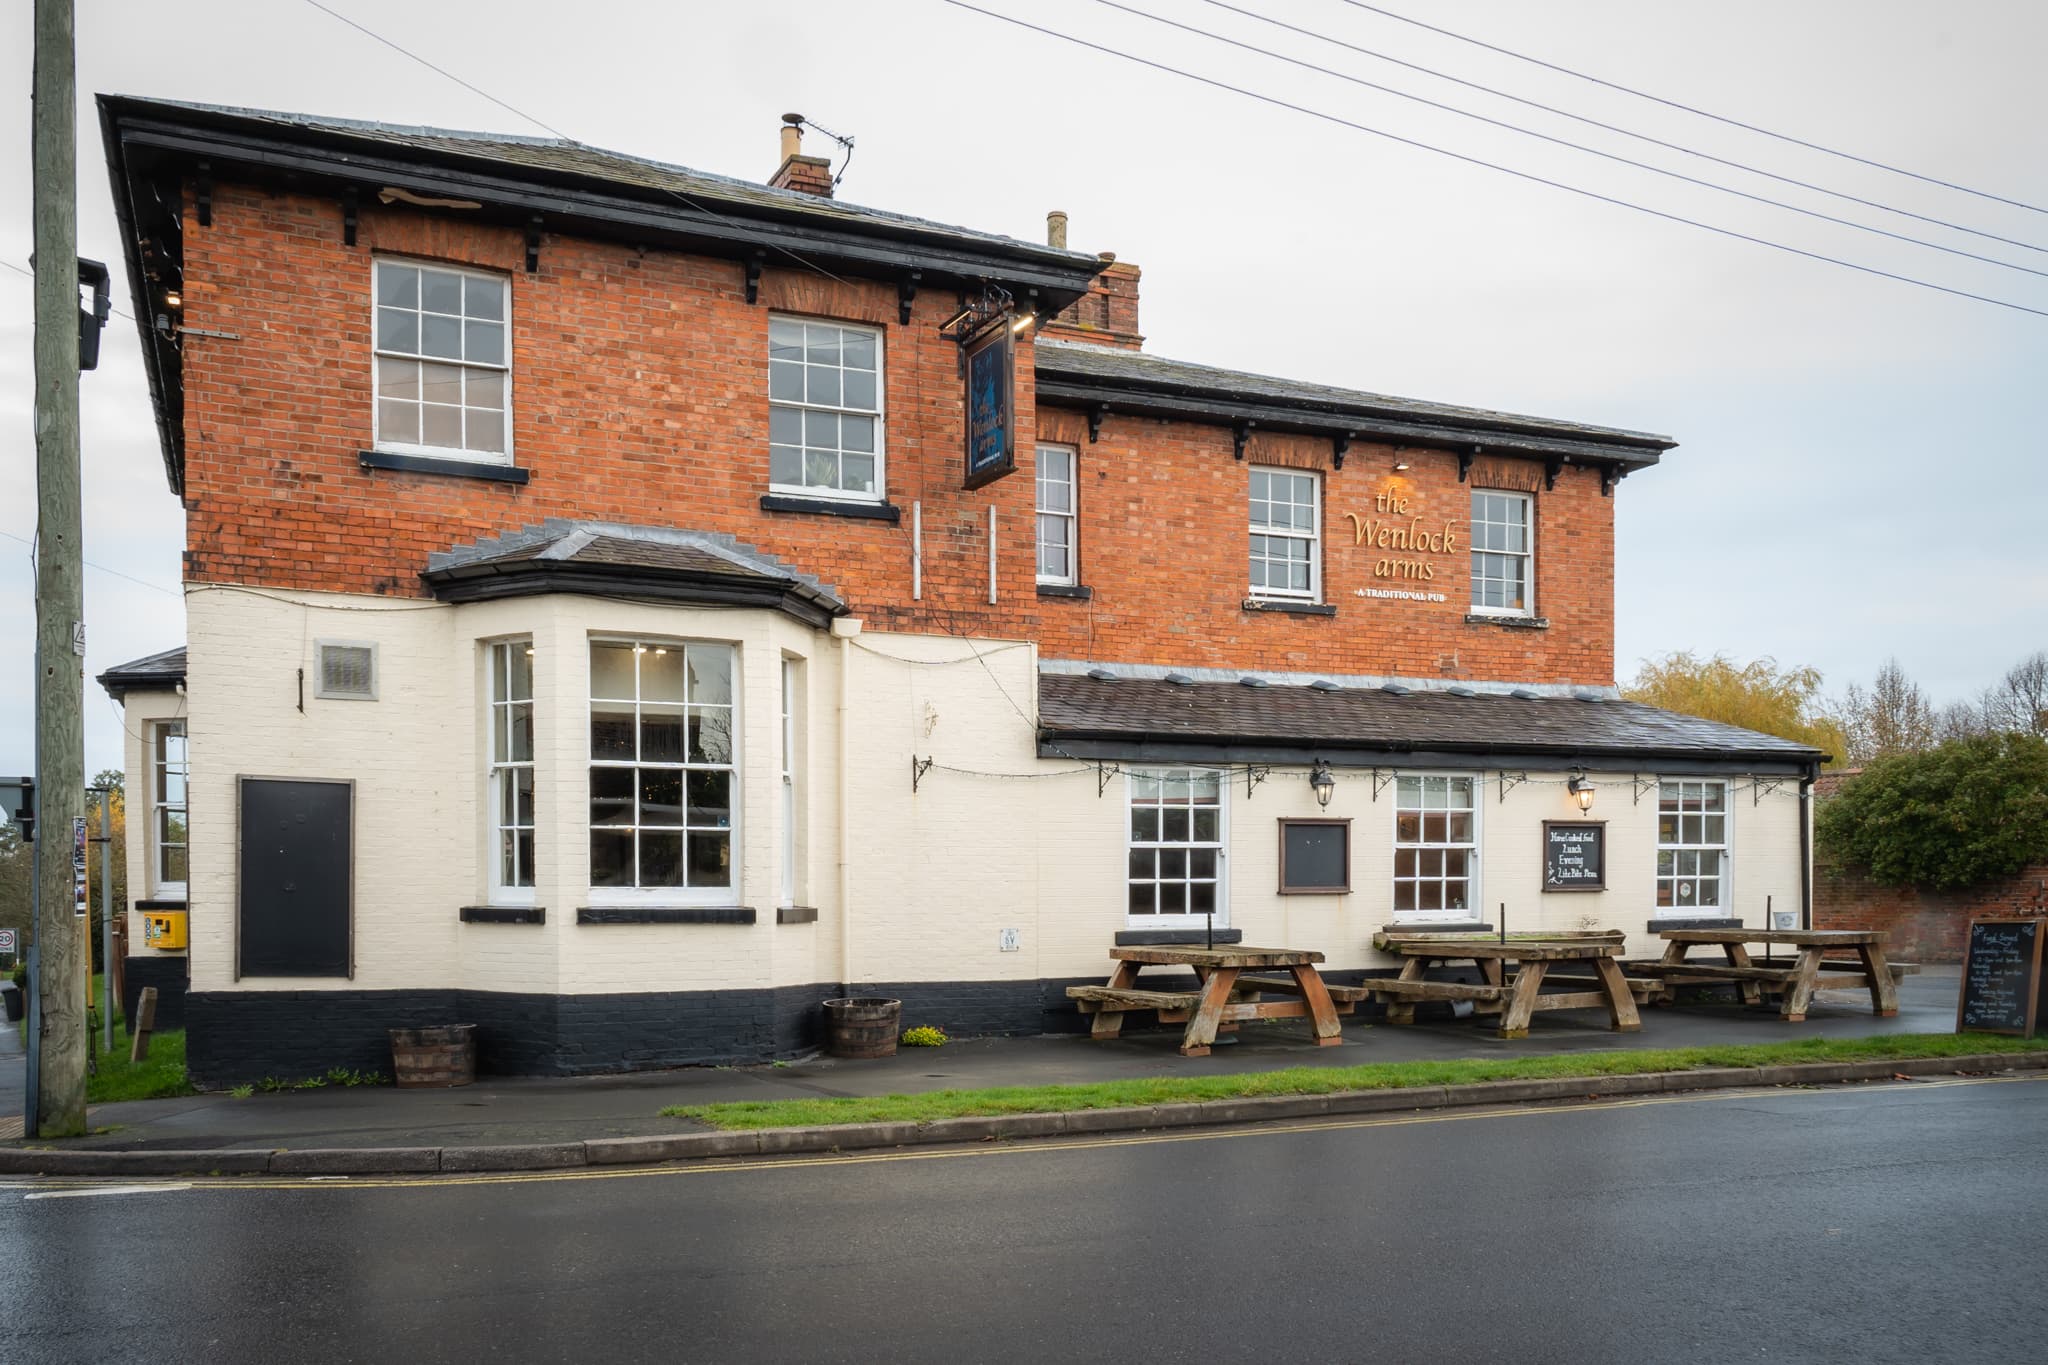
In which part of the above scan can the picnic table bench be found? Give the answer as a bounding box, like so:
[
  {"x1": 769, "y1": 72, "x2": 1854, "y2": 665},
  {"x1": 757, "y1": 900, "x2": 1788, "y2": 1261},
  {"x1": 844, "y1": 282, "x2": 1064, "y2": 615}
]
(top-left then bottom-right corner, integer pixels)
[
  {"x1": 1365, "y1": 935, "x2": 1645, "y2": 1039},
  {"x1": 1631, "y1": 928, "x2": 1910, "y2": 1021},
  {"x1": 1068, "y1": 946, "x2": 1355, "y2": 1057}
]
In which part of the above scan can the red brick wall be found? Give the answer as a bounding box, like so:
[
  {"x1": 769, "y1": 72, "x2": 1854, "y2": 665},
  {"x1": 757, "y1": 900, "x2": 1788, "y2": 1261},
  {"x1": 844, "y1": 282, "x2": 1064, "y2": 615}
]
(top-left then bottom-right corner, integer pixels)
[
  {"x1": 177, "y1": 182, "x2": 1616, "y2": 685},
  {"x1": 1815, "y1": 861, "x2": 2048, "y2": 962}
]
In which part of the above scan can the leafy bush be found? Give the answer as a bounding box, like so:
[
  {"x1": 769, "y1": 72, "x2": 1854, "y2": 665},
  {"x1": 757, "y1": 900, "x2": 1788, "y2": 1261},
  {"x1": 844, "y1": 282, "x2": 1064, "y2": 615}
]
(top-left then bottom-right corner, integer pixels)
[
  {"x1": 1817, "y1": 733, "x2": 2048, "y2": 889},
  {"x1": 899, "y1": 1025, "x2": 948, "y2": 1047}
]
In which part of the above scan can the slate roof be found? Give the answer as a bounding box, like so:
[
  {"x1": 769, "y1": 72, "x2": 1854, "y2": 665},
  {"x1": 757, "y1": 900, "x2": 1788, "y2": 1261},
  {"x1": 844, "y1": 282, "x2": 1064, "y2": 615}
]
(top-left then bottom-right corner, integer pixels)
[
  {"x1": 1035, "y1": 340, "x2": 1673, "y2": 466},
  {"x1": 423, "y1": 521, "x2": 846, "y2": 624},
  {"x1": 1037, "y1": 672, "x2": 1823, "y2": 768},
  {"x1": 96, "y1": 645, "x2": 187, "y2": 700},
  {"x1": 108, "y1": 98, "x2": 1098, "y2": 273}
]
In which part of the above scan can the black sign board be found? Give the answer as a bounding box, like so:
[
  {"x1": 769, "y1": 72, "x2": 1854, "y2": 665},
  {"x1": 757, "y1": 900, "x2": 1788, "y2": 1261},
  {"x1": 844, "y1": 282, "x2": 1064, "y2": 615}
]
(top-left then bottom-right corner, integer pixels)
[
  {"x1": 1956, "y1": 917, "x2": 2046, "y2": 1038},
  {"x1": 1278, "y1": 819, "x2": 1351, "y2": 894},
  {"x1": 963, "y1": 325, "x2": 1015, "y2": 489},
  {"x1": 1542, "y1": 821, "x2": 1605, "y2": 892}
]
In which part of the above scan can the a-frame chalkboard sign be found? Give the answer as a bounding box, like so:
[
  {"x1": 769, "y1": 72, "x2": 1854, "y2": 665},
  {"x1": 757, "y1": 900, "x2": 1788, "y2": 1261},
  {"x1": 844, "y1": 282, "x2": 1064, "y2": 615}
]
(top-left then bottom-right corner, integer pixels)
[{"x1": 1956, "y1": 917, "x2": 2047, "y2": 1038}]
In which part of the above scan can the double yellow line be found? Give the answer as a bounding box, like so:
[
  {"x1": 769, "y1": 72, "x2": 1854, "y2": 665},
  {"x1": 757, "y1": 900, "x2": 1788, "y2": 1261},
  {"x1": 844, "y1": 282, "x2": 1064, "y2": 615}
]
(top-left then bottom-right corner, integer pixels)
[{"x1": 5, "y1": 1073, "x2": 2038, "y2": 1197}]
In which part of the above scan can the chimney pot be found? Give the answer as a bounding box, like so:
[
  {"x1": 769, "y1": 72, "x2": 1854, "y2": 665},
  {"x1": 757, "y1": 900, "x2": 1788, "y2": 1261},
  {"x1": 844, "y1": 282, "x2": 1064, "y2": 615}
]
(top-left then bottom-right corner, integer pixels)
[
  {"x1": 779, "y1": 114, "x2": 804, "y2": 164},
  {"x1": 1047, "y1": 209, "x2": 1068, "y2": 249}
]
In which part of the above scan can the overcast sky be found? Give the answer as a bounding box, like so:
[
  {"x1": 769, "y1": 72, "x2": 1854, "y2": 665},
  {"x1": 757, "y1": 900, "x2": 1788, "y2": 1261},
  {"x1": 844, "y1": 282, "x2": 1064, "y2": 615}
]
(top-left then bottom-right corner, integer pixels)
[{"x1": 3, "y1": 0, "x2": 2045, "y2": 777}]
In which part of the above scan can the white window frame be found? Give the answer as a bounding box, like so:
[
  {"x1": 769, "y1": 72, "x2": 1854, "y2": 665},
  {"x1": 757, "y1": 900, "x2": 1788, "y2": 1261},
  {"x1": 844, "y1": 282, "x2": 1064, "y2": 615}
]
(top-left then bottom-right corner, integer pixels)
[
  {"x1": 768, "y1": 314, "x2": 886, "y2": 503},
  {"x1": 486, "y1": 640, "x2": 536, "y2": 906},
  {"x1": 371, "y1": 255, "x2": 513, "y2": 465},
  {"x1": 1390, "y1": 772, "x2": 1482, "y2": 923},
  {"x1": 779, "y1": 658, "x2": 799, "y2": 909},
  {"x1": 1036, "y1": 443, "x2": 1078, "y2": 586},
  {"x1": 1470, "y1": 489, "x2": 1535, "y2": 618},
  {"x1": 1655, "y1": 778, "x2": 1732, "y2": 917},
  {"x1": 1125, "y1": 767, "x2": 1228, "y2": 926},
  {"x1": 1248, "y1": 466, "x2": 1321, "y2": 602},
  {"x1": 587, "y1": 637, "x2": 740, "y2": 906},
  {"x1": 150, "y1": 720, "x2": 188, "y2": 900}
]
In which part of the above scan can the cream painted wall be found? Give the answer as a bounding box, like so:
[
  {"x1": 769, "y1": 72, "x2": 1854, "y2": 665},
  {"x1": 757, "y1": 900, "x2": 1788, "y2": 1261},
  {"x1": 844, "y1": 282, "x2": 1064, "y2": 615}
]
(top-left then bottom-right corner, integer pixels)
[
  {"x1": 118, "y1": 686, "x2": 188, "y2": 957},
  {"x1": 173, "y1": 586, "x2": 1808, "y2": 998}
]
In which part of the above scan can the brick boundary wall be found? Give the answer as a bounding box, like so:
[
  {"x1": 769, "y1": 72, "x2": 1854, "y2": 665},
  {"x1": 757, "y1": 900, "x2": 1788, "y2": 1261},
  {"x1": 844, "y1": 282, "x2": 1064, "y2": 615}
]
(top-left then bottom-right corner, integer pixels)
[{"x1": 1814, "y1": 861, "x2": 2048, "y2": 963}]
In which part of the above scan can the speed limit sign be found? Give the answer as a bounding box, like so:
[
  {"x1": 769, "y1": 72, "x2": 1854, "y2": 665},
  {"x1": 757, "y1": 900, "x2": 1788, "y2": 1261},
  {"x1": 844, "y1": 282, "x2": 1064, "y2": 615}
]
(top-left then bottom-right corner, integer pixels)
[{"x1": 0, "y1": 928, "x2": 17, "y2": 956}]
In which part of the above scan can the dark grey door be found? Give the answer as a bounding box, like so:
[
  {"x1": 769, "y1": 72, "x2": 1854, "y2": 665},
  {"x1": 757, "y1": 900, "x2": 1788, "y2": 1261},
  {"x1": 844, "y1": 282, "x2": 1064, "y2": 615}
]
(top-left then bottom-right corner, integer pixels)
[{"x1": 238, "y1": 777, "x2": 352, "y2": 977}]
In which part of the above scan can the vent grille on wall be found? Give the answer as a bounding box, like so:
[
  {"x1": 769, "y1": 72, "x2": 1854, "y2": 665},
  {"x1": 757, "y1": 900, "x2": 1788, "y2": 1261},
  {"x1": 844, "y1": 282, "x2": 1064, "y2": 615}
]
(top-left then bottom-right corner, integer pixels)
[{"x1": 317, "y1": 643, "x2": 377, "y2": 700}]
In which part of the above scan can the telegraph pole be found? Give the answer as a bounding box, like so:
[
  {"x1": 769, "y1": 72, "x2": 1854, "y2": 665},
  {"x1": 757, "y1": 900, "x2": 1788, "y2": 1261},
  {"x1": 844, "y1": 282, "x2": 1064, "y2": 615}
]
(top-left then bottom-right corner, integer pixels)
[{"x1": 32, "y1": 0, "x2": 87, "y2": 1137}]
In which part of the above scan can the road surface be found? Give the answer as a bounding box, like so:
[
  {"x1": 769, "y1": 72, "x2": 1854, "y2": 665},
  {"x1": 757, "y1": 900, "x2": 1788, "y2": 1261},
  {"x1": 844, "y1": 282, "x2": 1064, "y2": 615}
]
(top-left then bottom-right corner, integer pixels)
[{"x1": 3, "y1": 1074, "x2": 2040, "y2": 1363}]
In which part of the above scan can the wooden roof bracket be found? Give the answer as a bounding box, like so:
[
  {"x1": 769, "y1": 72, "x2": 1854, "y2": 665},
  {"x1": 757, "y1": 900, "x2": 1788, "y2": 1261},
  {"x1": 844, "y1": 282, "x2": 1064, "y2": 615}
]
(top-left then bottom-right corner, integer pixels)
[
  {"x1": 1599, "y1": 464, "x2": 1625, "y2": 497},
  {"x1": 341, "y1": 188, "x2": 358, "y2": 248},
  {"x1": 743, "y1": 249, "x2": 765, "y2": 304},
  {"x1": 1086, "y1": 403, "x2": 1106, "y2": 444},
  {"x1": 526, "y1": 217, "x2": 543, "y2": 274},
  {"x1": 1543, "y1": 457, "x2": 1564, "y2": 491},
  {"x1": 194, "y1": 162, "x2": 212, "y2": 228},
  {"x1": 1457, "y1": 446, "x2": 1476, "y2": 482},
  {"x1": 1233, "y1": 420, "x2": 1255, "y2": 461},
  {"x1": 898, "y1": 269, "x2": 920, "y2": 325},
  {"x1": 1332, "y1": 432, "x2": 1352, "y2": 470}
]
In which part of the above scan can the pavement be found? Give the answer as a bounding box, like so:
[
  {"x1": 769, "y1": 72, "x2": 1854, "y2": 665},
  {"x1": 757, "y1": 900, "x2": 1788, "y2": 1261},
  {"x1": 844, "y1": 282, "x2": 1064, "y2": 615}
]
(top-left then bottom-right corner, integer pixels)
[
  {"x1": 5, "y1": 1068, "x2": 2041, "y2": 1362},
  {"x1": 3, "y1": 967, "x2": 1967, "y2": 1154}
]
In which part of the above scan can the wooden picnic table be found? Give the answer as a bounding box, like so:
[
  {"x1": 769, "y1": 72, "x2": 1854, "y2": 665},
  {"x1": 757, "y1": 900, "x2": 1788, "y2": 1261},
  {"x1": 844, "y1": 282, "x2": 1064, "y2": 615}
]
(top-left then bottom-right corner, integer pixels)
[
  {"x1": 1634, "y1": 928, "x2": 1903, "y2": 1022},
  {"x1": 1066, "y1": 945, "x2": 1364, "y2": 1057},
  {"x1": 1365, "y1": 935, "x2": 1646, "y2": 1039}
]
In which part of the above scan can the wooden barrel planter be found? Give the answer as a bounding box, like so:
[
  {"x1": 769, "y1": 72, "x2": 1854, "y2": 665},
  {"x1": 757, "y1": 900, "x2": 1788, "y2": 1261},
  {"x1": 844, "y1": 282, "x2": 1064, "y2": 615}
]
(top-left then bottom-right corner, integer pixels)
[
  {"x1": 823, "y1": 997, "x2": 902, "y2": 1059},
  {"x1": 389, "y1": 1024, "x2": 477, "y2": 1088}
]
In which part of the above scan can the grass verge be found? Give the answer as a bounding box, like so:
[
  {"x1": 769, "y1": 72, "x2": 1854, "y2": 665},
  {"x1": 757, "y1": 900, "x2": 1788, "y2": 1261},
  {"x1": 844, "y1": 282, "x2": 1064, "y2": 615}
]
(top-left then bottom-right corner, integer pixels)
[
  {"x1": 663, "y1": 1033, "x2": 2048, "y2": 1131},
  {"x1": 88, "y1": 1029, "x2": 196, "y2": 1104}
]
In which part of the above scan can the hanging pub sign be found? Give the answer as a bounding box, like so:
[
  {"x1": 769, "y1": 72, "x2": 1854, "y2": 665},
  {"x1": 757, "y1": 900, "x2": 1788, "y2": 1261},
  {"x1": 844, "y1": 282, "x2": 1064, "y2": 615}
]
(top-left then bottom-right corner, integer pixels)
[
  {"x1": 1542, "y1": 820, "x2": 1605, "y2": 891},
  {"x1": 963, "y1": 323, "x2": 1016, "y2": 490}
]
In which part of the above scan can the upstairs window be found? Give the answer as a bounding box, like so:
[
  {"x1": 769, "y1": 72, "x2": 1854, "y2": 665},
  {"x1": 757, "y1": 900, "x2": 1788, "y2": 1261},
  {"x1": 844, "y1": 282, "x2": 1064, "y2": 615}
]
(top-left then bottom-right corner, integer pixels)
[
  {"x1": 151, "y1": 721, "x2": 188, "y2": 898},
  {"x1": 1036, "y1": 444, "x2": 1078, "y2": 585},
  {"x1": 374, "y1": 258, "x2": 510, "y2": 462},
  {"x1": 1471, "y1": 490, "x2": 1533, "y2": 616},
  {"x1": 769, "y1": 317, "x2": 883, "y2": 502},
  {"x1": 1249, "y1": 467, "x2": 1320, "y2": 601}
]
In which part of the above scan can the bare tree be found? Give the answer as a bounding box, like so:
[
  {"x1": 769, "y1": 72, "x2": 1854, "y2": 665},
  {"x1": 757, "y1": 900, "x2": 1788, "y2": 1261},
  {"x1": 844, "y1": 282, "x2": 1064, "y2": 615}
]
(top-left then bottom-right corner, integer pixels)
[
  {"x1": 1838, "y1": 658, "x2": 1937, "y2": 762},
  {"x1": 1934, "y1": 698, "x2": 1989, "y2": 743},
  {"x1": 1984, "y1": 651, "x2": 2048, "y2": 736}
]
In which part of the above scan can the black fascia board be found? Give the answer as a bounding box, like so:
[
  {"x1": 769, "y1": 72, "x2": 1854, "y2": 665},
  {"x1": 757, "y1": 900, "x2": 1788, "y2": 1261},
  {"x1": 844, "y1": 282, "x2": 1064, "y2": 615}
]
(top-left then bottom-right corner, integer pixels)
[
  {"x1": 1034, "y1": 379, "x2": 1667, "y2": 470},
  {"x1": 421, "y1": 559, "x2": 843, "y2": 630},
  {"x1": 99, "y1": 98, "x2": 186, "y2": 493},
  {"x1": 1038, "y1": 734, "x2": 1818, "y2": 777},
  {"x1": 104, "y1": 110, "x2": 1103, "y2": 307}
]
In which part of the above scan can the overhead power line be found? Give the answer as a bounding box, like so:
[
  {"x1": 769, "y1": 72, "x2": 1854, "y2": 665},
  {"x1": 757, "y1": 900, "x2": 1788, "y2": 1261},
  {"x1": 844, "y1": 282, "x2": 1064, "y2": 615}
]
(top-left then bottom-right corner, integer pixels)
[
  {"x1": 0, "y1": 528, "x2": 183, "y2": 598},
  {"x1": 2, "y1": 258, "x2": 137, "y2": 322},
  {"x1": 1339, "y1": 0, "x2": 2048, "y2": 218},
  {"x1": 939, "y1": 1, "x2": 2048, "y2": 320},
  {"x1": 1196, "y1": 0, "x2": 2048, "y2": 258},
  {"x1": 1098, "y1": 0, "x2": 2048, "y2": 281},
  {"x1": 297, "y1": 0, "x2": 853, "y2": 287}
]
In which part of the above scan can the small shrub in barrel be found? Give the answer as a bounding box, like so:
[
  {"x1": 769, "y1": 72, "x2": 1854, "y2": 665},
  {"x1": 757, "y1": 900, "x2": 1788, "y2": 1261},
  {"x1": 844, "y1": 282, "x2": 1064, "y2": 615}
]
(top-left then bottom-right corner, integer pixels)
[{"x1": 823, "y1": 997, "x2": 901, "y2": 1058}]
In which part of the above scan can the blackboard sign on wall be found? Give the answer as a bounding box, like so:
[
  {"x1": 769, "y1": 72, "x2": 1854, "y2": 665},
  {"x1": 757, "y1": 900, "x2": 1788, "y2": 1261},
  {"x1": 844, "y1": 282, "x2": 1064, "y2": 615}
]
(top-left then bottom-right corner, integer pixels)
[
  {"x1": 1278, "y1": 819, "x2": 1351, "y2": 894},
  {"x1": 1542, "y1": 821, "x2": 1605, "y2": 892},
  {"x1": 1956, "y1": 918, "x2": 2046, "y2": 1038}
]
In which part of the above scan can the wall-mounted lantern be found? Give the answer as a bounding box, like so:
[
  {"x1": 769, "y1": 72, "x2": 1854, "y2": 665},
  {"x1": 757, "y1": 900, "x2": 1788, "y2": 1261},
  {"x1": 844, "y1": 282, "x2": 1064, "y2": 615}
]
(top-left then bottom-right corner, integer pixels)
[
  {"x1": 1567, "y1": 770, "x2": 1597, "y2": 814},
  {"x1": 1310, "y1": 760, "x2": 1336, "y2": 809}
]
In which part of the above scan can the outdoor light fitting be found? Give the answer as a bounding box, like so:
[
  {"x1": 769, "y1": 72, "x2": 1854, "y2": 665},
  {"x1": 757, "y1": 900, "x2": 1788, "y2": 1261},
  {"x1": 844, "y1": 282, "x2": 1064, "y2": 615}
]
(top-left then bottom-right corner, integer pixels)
[
  {"x1": 1391, "y1": 456, "x2": 1411, "y2": 471},
  {"x1": 1309, "y1": 760, "x2": 1336, "y2": 809},
  {"x1": 1568, "y1": 770, "x2": 1596, "y2": 813}
]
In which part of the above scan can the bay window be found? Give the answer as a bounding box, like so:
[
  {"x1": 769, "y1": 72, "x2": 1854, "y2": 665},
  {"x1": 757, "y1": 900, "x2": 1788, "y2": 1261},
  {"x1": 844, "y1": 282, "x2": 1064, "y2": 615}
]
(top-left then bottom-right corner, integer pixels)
[
  {"x1": 487, "y1": 641, "x2": 535, "y2": 902},
  {"x1": 589, "y1": 640, "x2": 736, "y2": 899}
]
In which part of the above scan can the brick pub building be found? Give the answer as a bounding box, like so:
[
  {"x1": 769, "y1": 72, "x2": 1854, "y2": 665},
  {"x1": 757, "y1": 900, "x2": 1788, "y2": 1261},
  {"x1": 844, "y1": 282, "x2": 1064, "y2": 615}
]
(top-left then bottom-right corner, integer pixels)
[{"x1": 96, "y1": 98, "x2": 1822, "y2": 1083}]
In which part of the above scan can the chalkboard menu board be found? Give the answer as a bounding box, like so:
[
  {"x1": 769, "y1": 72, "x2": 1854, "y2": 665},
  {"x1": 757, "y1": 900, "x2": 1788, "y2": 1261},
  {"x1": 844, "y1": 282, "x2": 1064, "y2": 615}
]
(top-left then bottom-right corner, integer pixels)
[
  {"x1": 1956, "y1": 918, "x2": 2046, "y2": 1038},
  {"x1": 1542, "y1": 821, "x2": 1605, "y2": 892}
]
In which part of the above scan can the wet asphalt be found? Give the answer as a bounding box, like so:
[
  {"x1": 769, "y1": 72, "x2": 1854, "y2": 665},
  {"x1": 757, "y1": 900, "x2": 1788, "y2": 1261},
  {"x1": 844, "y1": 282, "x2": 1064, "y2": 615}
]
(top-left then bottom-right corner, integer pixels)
[{"x1": 2, "y1": 1072, "x2": 2040, "y2": 1363}]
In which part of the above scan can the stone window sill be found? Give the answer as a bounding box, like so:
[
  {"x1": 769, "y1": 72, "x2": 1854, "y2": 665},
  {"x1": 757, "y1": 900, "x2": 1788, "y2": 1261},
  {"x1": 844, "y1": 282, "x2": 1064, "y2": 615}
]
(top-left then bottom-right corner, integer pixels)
[
  {"x1": 459, "y1": 905, "x2": 546, "y2": 925},
  {"x1": 1379, "y1": 922, "x2": 1496, "y2": 935},
  {"x1": 1037, "y1": 583, "x2": 1093, "y2": 601},
  {"x1": 360, "y1": 449, "x2": 531, "y2": 485},
  {"x1": 759, "y1": 494, "x2": 901, "y2": 524},
  {"x1": 1648, "y1": 917, "x2": 1744, "y2": 931},
  {"x1": 777, "y1": 905, "x2": 820, "y2": 924},
  {"x1": 1465, "y1": 613, "x2": 1549, "y2": 630},
  {"x1": 577, "y1": 905, "x2": 757, "y2": 925},
  {"x1": 1242, "y1": 599, "x2": 1337, "y2": 617},
  {"x1": 1116, "y1": 928, "x2": 1245, "y2": 946}
]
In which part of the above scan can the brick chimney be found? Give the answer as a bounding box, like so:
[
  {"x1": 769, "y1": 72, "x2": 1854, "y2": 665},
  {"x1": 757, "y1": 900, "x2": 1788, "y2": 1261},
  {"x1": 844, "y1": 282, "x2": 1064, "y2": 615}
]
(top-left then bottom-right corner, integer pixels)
[
  {"x1": 769, "y1": 113, "x2": 835, "y2": 198},
  {"x1": 1041, "y1": 212, "x2": 1143, "y2": 350}
]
